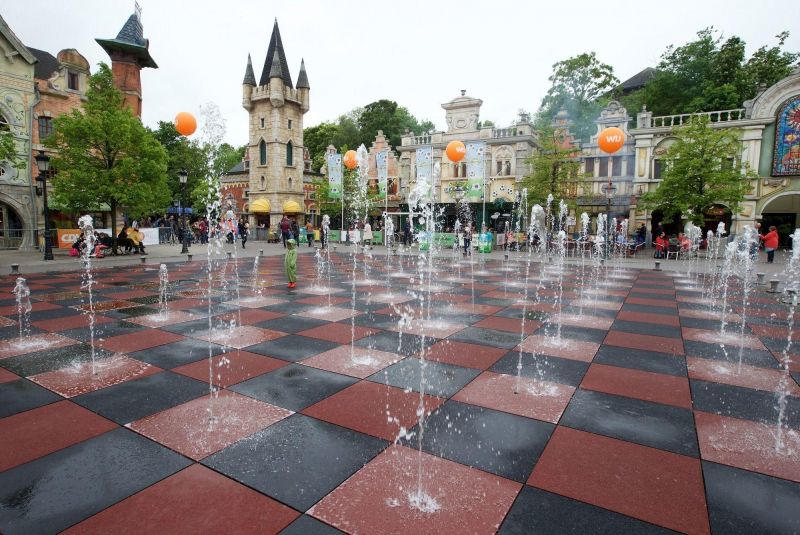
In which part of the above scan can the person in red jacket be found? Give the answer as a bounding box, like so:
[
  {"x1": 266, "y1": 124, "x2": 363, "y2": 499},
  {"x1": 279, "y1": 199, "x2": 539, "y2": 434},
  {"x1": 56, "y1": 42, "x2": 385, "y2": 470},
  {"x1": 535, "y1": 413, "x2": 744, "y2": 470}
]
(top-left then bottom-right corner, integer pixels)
[
  {"x1": 760, "y1": 225, "x2": 779, "y2": 263},
  {"x1": 654, "y1": 232, "x2": 668, "y2": 258}
]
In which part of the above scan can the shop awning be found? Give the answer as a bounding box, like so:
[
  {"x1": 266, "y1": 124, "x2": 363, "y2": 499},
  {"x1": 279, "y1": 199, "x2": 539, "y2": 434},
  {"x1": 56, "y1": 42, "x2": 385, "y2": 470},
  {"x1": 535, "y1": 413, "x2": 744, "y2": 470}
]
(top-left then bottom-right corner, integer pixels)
[
  {"x1": 250, "y1": 199, "x2": 271, "y2": 213},
  {"x1": 282, "y1": 200, "x2": 302, "y2": 213}
]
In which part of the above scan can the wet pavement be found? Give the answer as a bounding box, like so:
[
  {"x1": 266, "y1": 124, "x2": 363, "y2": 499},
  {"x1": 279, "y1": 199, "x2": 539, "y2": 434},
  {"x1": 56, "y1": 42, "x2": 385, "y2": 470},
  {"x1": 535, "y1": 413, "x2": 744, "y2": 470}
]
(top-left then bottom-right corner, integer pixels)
[{"x1": 0, "y1": 252, "x2": 799, "y2": 534}]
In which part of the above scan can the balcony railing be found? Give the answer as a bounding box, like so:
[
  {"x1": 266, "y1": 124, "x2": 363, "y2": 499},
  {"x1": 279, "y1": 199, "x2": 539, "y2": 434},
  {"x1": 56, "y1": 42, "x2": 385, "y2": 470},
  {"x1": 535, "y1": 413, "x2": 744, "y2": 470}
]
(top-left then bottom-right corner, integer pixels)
[
  {"x1": 492, "y1": 128, "x2": 519, "y2": 138},
  {"x1": 648, "y1": 108, "x2": 746, "y2": 129},
  {"x1": 411, "y1": 134, "x2": 431, "y2": 145}
]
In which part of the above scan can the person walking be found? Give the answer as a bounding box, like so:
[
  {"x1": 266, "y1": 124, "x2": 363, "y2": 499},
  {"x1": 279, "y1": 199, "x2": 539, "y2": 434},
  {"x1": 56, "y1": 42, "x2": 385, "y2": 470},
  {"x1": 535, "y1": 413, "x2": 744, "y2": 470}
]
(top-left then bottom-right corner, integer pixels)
[
  {"x1": 238, "y1": 219, "x2": 249, "y2": 249},
  {"x1": 463, "y1": 224, "x2": 472, "y2": 256},
  {"x1": 280, "y1": 216, "x2": 291, "y2": 248},
  {"x1": 363, "y1": 220, "x2": 373, "y2": 249},
  {"x1": 291, "y1": 219, "x2": 300, "y2": 242},
  {"x1": 761, "y1": 225, "x2": 779, "y2": 264},
  {"x1": 306, "y1": 221, "x2": 315, "y2": 247},
  {"x1": 285, "y1": 238, "x2": 297, "y2": 288}
]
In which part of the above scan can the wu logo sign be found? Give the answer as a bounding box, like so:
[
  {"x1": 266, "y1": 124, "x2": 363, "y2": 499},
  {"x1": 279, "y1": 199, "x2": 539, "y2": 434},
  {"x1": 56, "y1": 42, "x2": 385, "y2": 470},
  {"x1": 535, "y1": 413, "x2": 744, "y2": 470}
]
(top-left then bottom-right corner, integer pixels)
[{"x1": 598, "y1": 127, "x2": 625, "y2": 153}]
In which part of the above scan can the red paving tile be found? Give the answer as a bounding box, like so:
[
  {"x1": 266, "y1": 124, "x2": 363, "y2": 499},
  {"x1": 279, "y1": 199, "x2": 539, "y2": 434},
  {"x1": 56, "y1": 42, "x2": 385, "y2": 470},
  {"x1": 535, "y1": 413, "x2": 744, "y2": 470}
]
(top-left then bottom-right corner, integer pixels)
[
  {"x1": 0, "y1": 400, "x2": 117, "y2": 472},
  {"x1": 682, "y1": 327, "x2": 767, "y2": 350},
  {"x1": 581, "y1": 363, "x2": 692, "y2": 408},
  {"x1": 309, "y1": 445, "x2": 521, "y2": 534},
  {"x1": 630, "y1": 287, "x2": 675, "y2": 295},
  {"x1": 616, "y1": 309, "x2": 681, "y2": 327},
  {"x1": 604, "y1": 330, "x2": 684, "y2": 355},
  {"x1": 518, "y1": 335, "x2": 599, "y2": 362},
  {"x1": 551, "y1": 313, "x2": 613, "y2": 330},
  {"x1": 687, "y1": 357, "x2": 800, "y2": 395},
  {"x1": 302, "y1": 345, "x2": 401, "y2": 379},
  {"x1": 388, "y1": 320, "x2": 467, "y2": 339},
  {"x1": 194, "y1": 325, "x2": 285, "y2": 349},
  {"x1": 298, "y1": 322, "x2": 378, "y2": 344},
  {"x1": 31, "y1": 314, "x2": 115, "y2": 332},
  {"x1": 625, "y1": 297, "x2": 678, "y2": 308},
  {"x1": 0, "y1": 367, "x2": 18, "y2": 384},
  {"x1": 303, "y1": 381, "x2": 444, "y2": 441},
  {"x1": 748, "y1": 323, "x2": 800, "y2": 341},
  {"x1": 472, "y1": 316, "x2": 541, "y2": 334},
  {"x1": 0, "y1": 301, "x2": 63, "y2": 315},
  {"x1": 172, "y1": 350, "x2": 287, "y2": 387},
  {"x1": 298, "y1": 306, "x2": 360, "y2": 322},
  {"x1": 0, "y1": 333, "x2": 78, "y2": 359},
  {"x1": 421, "y1": 340, "x2": 508, "y2": 370},
  {"x1": 63, "y1": 464, "x2": 299, "y2": 534},
  {"x1": 529, "y1": 426, "x2": 709, "y2": 535},
  {"x1": 215, "y1": 308, "x2": 282, "y2": 325},
  {"x1": 295, "y1": 295, "x2": 351, "y2": 306},
  {"x1": 452, "y1": 303, "x2": 503, "y2": 315},
  {"x1": 128, "y1": 391, "x2": 292, "y2": 461},
  {"x1": 30, "y1": 355, "x2": 162, "y2": 398},
  {"x1": 73, "y1": 300, "x2": 142, "y2": 312},
  {"x1": 695, "y1": 411, "x2": 800, "y2": 483},
  {"x1": 105, "y1": 289, "x2": 157, "y2": 300},
  {"x1": 96, "y1": 329, "x2": 185, "y2": 354},
  {"x1": 452, "y1": 371, "x2": 575, "y2": 423},
  {"x1": 160, "y1": 298, "x2": 206, "y2": 310}
]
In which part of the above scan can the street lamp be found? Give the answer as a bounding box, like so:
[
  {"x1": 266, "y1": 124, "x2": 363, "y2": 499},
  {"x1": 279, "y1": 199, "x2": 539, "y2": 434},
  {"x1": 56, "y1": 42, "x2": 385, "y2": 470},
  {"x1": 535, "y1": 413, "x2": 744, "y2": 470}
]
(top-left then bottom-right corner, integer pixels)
[
  {"x1": 35, "y1": 151, "x2": 53, "y2": 260},
  {"x1": 178, "y1": 169, "x2": 189, "y2": 254},
  {"x1": 602, "y1": 181, "x2": 617, "y2": 258}
]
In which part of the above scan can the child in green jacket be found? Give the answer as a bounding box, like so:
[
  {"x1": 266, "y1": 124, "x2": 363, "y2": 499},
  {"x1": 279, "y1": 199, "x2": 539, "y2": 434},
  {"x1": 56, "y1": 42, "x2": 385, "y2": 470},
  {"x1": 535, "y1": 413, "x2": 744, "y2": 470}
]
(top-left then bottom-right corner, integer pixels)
[{"x1": 285, "y1": 239, "x2": 297, "y2": 288}]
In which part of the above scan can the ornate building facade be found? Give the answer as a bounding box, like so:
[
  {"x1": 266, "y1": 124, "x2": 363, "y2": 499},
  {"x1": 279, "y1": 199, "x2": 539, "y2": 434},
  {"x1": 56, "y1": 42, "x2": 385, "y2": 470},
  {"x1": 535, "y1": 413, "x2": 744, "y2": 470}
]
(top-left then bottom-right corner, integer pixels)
[{"x1": 241, "y1": 20, "x2": 309, "y2": 228}]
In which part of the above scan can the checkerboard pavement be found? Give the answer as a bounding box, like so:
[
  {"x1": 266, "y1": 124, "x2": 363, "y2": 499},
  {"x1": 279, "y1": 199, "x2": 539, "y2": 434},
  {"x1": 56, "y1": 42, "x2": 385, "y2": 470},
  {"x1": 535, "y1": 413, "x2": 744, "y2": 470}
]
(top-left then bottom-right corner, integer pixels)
[{"x1": 1, "y1": 254, "x2": 799, "y2": 534}]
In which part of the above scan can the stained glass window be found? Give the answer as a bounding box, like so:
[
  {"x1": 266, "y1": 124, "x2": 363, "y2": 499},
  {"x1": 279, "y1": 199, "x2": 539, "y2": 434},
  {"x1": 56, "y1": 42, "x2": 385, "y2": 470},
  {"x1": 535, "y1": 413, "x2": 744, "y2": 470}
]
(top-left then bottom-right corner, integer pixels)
[{"x1": 773, "y1": 96, "x2": 800, "y2": 176}]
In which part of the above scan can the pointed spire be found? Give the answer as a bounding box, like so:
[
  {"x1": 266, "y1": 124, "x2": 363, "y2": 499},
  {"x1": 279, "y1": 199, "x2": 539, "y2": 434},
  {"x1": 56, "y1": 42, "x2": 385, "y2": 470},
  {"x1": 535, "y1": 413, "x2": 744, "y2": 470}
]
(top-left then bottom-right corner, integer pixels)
[
  {"x1": 269, "y1": 50, "x2": 283, "y2": 79},
  {"x1": 296, "y1": 58, "x2": 309, "y2": 89},
  {"x1": 243, "y1": 54, "x2": 256, "y2": 86},
  {"x1": 259, "y1": 19, "x2": 293, "y2": 87}
]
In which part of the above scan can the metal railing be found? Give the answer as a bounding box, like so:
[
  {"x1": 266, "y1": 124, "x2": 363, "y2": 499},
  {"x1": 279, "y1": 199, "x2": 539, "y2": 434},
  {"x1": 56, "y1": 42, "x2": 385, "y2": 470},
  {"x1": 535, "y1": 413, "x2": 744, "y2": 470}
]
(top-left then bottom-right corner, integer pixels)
[{"x1": 648, "y1": 108, "x2": 746, "y2": 128}]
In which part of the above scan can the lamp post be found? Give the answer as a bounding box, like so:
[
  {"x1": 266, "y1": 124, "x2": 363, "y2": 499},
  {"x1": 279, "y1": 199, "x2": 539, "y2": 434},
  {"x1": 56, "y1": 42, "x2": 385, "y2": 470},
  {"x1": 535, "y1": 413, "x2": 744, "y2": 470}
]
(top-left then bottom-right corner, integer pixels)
[
  {"x1": 602, "y1": 181, "x2": 616, "y2": 259},
  {"x1": 35, "y1": 151, "x2": 53, "y2": 261},
  {"x1": 178, "y1": 169, "x2": 189, "y2": 254}
]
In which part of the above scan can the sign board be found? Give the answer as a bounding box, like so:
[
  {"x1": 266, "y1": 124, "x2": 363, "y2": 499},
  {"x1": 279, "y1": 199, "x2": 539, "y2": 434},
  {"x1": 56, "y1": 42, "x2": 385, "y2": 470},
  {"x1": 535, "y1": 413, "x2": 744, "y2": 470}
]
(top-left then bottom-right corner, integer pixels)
[{"x1": 57, "y1": 227, "x2": 159, "y2": 249}]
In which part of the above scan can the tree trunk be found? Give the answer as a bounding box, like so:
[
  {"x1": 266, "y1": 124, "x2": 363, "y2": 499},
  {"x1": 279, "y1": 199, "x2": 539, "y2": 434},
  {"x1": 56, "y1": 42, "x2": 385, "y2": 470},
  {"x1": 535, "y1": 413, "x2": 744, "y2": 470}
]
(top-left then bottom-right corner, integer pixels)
[{"x1": 110, "y1": 200, "x2": 119, "y2": 255}]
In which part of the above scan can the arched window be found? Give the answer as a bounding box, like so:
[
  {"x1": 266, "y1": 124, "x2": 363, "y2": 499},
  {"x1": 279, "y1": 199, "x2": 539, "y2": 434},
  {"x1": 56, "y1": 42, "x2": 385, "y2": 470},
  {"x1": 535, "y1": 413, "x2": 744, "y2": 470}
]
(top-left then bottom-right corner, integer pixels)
[
  {"x1": 773, "y1": 96, "x2": 800, "y2": 176},
  {"x1": 286, "y1": 141, "x2": 293, "y2": 166},
  {"x1": 259, "y1": 140, "x2": 267, "y2": 165}
]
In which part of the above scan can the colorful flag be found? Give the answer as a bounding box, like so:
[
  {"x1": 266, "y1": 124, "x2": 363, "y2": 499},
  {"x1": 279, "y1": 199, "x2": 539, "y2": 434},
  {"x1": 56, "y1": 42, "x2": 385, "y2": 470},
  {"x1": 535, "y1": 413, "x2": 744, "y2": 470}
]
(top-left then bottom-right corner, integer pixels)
[
  {"x1": 466, "y1": 142, "x2": 486, "y2": 199},
  {"x1": 376, "y1": 150, "x2": 388, "y2": 200},
  {"x1": 326, "y1": 153, "x2": 342, "y2": 200}
]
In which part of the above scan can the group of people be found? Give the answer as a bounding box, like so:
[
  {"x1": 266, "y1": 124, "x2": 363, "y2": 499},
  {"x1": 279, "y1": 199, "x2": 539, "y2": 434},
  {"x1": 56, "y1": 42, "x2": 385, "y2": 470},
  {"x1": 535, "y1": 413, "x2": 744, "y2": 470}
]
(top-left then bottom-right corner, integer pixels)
[{"x1": 652, "y1": 222, "x2": 781, "y2": 263}]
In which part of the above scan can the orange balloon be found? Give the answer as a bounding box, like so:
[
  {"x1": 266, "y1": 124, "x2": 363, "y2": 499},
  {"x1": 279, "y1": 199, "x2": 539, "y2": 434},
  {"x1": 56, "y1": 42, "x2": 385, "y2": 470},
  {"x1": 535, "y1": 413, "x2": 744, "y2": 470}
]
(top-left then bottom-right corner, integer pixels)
[
  {"x1": 343, "y1": 150, "x2": 358, "y2": 169},
  {"x1": 597, "y1": 127, "x2": 625, "y2": 154},
  {"x1": 446, "y1": 140, "x2": 466, "y2": 162},
  {"x1": 174, "y1": 112, "x2": 197, "y2": 136}
]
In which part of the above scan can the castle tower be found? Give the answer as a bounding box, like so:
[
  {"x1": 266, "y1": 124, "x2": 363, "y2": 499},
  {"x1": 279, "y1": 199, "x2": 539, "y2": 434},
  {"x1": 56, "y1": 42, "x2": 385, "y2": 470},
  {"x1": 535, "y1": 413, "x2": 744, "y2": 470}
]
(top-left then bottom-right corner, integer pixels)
[
  {"x1": 95, "y1": 7, "x2": 157, "y2": 117},
  {"x1": 242, "y1": 19, "x2": 310, "y2": 227}
]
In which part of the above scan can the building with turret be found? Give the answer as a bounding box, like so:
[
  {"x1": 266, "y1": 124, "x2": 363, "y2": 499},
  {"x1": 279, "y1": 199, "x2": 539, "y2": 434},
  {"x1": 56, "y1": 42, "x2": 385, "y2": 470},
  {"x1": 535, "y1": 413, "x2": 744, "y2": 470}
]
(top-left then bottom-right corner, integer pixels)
[{"x1": 241, "y1": 20, "x2": 309, "y2": 228}]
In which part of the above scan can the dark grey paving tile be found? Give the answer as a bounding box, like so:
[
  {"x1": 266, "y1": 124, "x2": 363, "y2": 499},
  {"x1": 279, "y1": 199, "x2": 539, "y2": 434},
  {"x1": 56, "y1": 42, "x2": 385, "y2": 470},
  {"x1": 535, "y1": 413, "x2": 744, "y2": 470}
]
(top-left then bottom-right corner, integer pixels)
[
  {"x1": 499, "y1": 486, "x2": 676, "y2": 534},
  {"x1": 230, "y1": 363, "x2": 357, "y2": 411},
  {"x1": 28, "y1": 307, "x2": 81, "y2": 321},
  {"x1": 279, "y1": 515, "x2": 345, "y2": 535},
  {"x1": 0, "y1": 345, "x2": 114, "y2": 377},
  {"x1": 101, "y1": 306, "x2": 159, "y2": 319},
  {"x1": 0, "y1": 325, "x2": 46, "y2": 340},
  {"x1": 627, "y1": 291, "x2": 676, "y2": 301},
  {"x1": 536, "y1": 323, "x2": 608, "y2": 343},
  {"x1": 593, "y1": 345, "x2": 687, "y2": 377},
  {"x1": 72, "y1": 371, "x2": 209, "y2": 424},
  {"x1": 203, "y1": 414, "x2": 387, "y2": 511},
  {"x1": 0, "y1": 379, "x2": 61, "y2": 418},
  {"x1": 683, "y1": 339, "x2": 779, "y2": 369},
  {"x1": 406, "y1": 400, "x2": 553, "y2": 483},
  {"x1": 703, "y1": 461, "x2": 800, "y2": 534},
  {"x1": 690, "y1": 379, "x2": 800, "y2": 427},
  {"x1": 679, "y1": 316, "x2": 752, "y2": 332},
  {"x1": 262, "y1": 302, "x2": 317, "y2": 315},
  {"x1": 246, "y1": 335, "x2": 339, "y2": 362},
  {"x1": 0, "y1": 428, "x2": 191, "y2": 535},
  {"x1": 610, "y1": 320, "x2": 682, "y2": 338},
  {"x1": 129, "y1": 339, "x2": 227, "y2": 369},
  {"x1": 354, "y1": 331, "x2": 436, "y2": 356},
  {"x1": 490, "y1": 351, "x2": 589, "y2": 387},
  {"x1": 61, "y1": 321, "x2": 145, "y2": 343},
  {"x1": 368, "y1": 358, "x2": 480, "y2": 398},
  {"x1": 561, "y1": 389, "x2": 698, "y2": 457},
  {"x1": 158, "y1": 318, "x2": 219, "y2": 335},
  {"x1": 256, "y1": 315, "x2": 327, "y2": 333},
  {"x1": 448, "y1": 327, "x2": 522, "y2": 349}
]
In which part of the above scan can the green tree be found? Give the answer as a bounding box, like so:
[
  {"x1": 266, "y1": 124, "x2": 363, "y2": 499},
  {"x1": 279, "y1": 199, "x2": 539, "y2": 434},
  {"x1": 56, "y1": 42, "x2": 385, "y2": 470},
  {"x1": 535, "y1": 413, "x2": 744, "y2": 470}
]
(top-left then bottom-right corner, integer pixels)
[
  {"x1": 539, "y1": 52, "x2": 619, "y2": 141},
  {"x1": 150, "y1": 121, "x2": 209, "y2": 206},
  {"x1": 521, "y1": 126, "x2": 582, "y2": 207},
  {"x1": 304, "y1": 121, "x2": 339, "y2": 171},
  {"x1": 0, "y1": 129, "x2": 24, "y2": 169},
  {"x1": 46, "y1": 63, "x2": 169, "y2": 248},
  {"x1": 639, "y1": 116, "x2": 755, "y2": 225},
  {"x1": 623, "y1": 29, "x2": 799, "y2": 116}
]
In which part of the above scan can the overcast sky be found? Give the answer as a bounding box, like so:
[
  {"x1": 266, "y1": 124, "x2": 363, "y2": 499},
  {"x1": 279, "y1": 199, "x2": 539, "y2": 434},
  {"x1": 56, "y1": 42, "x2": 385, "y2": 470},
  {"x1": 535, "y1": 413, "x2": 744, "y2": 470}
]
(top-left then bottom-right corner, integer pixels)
[{"x1": 4, "y1": 0, "x2": 798, "y2": 146}]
